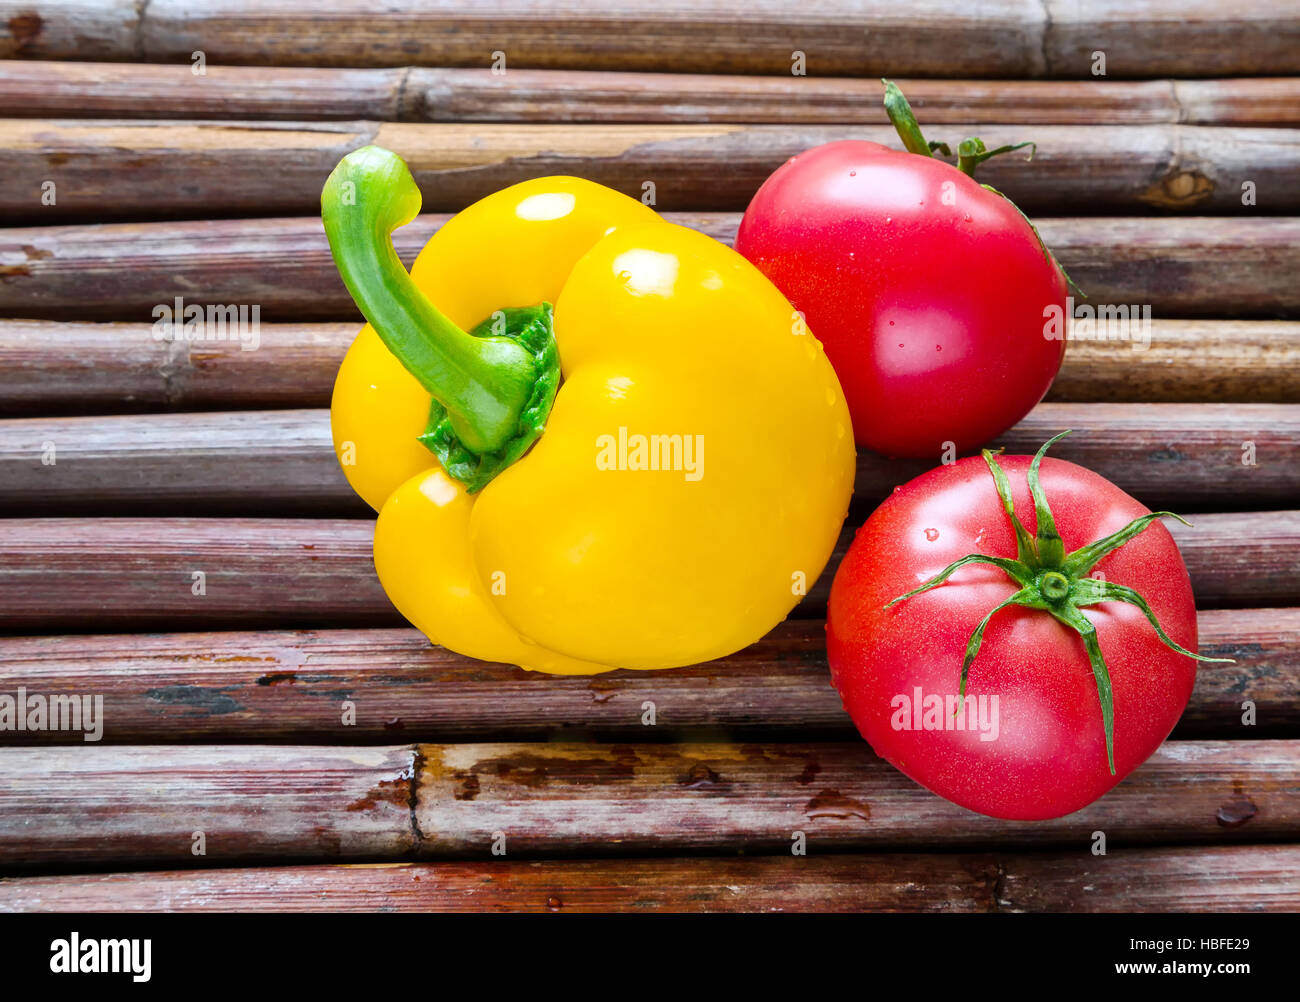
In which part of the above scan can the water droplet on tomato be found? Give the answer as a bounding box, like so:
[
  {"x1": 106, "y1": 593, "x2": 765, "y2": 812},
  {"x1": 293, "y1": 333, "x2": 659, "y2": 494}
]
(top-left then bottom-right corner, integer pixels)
[
  {"x1": 935, "y1": 344, "x2": 942, "y2": 351},
  {"x1": 849, "y1": 170, "x2": 857, "y2": 177},
  {"x1": 888, "y1": 320, "x2": 895, "y2": 326},
  {"x1": 924, "y1": 528, "x2": 940, "y2": 541}
]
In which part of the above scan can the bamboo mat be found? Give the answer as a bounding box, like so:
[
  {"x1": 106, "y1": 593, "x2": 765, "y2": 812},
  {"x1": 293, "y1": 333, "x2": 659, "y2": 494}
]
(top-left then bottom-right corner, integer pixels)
[{"x1": 0, "y1": 1, "x2": 1297, "y2": 913}]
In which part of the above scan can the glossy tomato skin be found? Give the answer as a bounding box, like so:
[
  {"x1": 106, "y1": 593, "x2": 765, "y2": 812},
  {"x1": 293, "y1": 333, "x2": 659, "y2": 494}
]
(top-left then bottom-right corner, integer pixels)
[
  {"x1": 735, "y1": 140, "x2": 1067, "y2": 459},
  {"x1": 827, "y1": 455, "x2": 1198, "y2": 820}
]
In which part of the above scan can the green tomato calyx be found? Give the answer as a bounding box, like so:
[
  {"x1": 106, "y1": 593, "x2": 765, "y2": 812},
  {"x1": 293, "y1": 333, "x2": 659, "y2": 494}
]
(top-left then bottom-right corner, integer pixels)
[{"x1": 884, "y1": 431, "x2": 1233, "y2": 776}]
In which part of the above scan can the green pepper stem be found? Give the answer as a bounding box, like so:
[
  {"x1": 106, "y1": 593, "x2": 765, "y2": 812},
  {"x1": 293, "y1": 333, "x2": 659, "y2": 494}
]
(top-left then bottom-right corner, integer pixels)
[{"x1": 321, "y1": 145, "x2": 536, "y2": 455}]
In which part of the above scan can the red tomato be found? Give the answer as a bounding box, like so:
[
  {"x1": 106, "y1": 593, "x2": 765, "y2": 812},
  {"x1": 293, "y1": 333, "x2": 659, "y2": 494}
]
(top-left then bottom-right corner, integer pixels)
[
  {"x1": 827, "y1": 449, "x2": 1203, "y2": 820},
  {"x1": 734, "y1": 139, "x2": 1067, "y2": 458}
]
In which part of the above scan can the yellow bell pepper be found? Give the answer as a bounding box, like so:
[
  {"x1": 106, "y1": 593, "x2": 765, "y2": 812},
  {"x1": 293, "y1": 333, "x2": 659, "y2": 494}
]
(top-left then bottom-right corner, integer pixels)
[{"x1": 322, "y1": 146, "x2": 855, "y2": 674}]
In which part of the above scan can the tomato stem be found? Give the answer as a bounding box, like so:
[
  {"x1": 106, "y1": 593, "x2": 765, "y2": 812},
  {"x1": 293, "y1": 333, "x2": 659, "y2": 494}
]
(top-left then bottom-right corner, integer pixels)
[
  {"x1": 878, "y1": 81, "x2": 1081, "y2": 298},
  {"x1": 884, "y1": 432, "x2": 1234, "y2": 775},
  {"x1": 1040, "y1": 571, "x2": 1071, "y2": 601},
  {"x1": 881, "y1": 79, "x2": 938, "y2": 158},
  {"x1": 955, "y1": 137, "x2": 1037, "y2": 178}
]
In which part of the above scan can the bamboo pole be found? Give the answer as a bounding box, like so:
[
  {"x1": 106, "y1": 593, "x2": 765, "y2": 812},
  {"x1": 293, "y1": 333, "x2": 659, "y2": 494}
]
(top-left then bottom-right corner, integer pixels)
[
  {"x1": 0, "y1": 609, "x2": 1288, "y2": 745},
  {"x1": 3, "y1": 63, "x2": 1299, "y2": 126},
  {"x1": 3, "y1": 844, "x2": 1296, "y2": 912},
  {"x1": 0, "y1": 740, "x2": 1294, "y2": 868},
  {"x1": 0, "y1": 511, "x2": 1293, "y2": 631},
  {"x1": 2, "y1": 319, "x2": 1296, "y2": 415},
  {"x1": 3, "y1": 216, "x2": 1296, "y2": 321},
  {"x1": 0, "y1": 404, "x2": 1293, "y2": 515},
  {"x1": 0, "y1": 120, "x2": 1296, "y2": 219},
  {"x1": 0, "y1": 744, "x2": 419, "y2": 868},
  {"x1": 3, "y1": 1, "x2": 1297, "y2": 78},
  {"x1": 0, "y1": 213, "x2": 378, "y2": 322}
]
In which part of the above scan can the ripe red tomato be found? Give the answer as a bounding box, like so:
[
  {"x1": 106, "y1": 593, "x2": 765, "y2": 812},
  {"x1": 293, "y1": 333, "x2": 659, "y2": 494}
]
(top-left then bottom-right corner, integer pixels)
[
  {"x1": 735, "y1": 139, "x2": 1067, "y2": 458},
  {"x1": 827, "y1": 443, "x2": 1209, "y2": 820}
]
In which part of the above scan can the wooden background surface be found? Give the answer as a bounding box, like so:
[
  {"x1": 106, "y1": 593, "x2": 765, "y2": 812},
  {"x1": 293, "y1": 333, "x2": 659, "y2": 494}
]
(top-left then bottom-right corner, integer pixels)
[{"x1": 0, "y1": 1, "x2": 1297, "y2": 913}]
